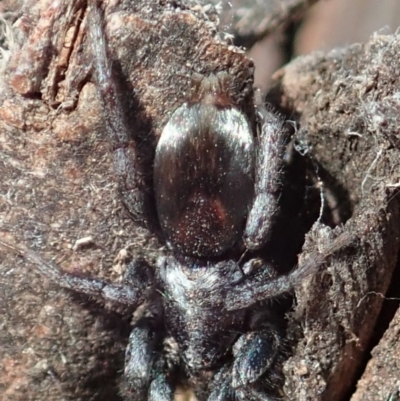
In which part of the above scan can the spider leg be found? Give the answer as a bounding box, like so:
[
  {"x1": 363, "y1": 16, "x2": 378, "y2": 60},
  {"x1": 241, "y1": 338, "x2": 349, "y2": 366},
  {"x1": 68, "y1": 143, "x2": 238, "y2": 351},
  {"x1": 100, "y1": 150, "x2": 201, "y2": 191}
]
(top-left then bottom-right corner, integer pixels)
[
  {"x1": 208, "y1": 308, "x2": 282, "y2": 401},
  {"x1": 148, "y1": 359, "x2": 175, "y2": 401},
  {"x1": 122, "y1": 313, "x2": 176, "y2": 401},
  {"x1": 187, "y1": 233, "x2": 350, "y2": 311},
  {"x1": 224, "y1": 258, "x2": 319, "y2": 311},
  {"x1": 244, "y1": 105, "x2": 289, "y2": 250},
  {"x1": 208, "y1": 365, "x2": 235, "y2": 401},
  {"x1": 185, "y1": 256, "x2": 303, "y2": 311},
  {"x1": 123, "y1": 322, "x2": 156, "y2": 400},
  {"x1": 231, "y1": 329, "x2": 280, "y2": 390},
  {"x1": 224, "y1": 232, "x2": 352, "y2": 311},
  {"x1": 208, "y1": 355, "x2": 277, "y2": 401},
  {"x1": 87, "y1": 2, "x2": 151, "y2": 223},
  {"x1": 208, "y1": 361, "x2": 278, "y2": 401},
  {"x1": 0, "y1": 238, "x2": 154, "y2": 306}
]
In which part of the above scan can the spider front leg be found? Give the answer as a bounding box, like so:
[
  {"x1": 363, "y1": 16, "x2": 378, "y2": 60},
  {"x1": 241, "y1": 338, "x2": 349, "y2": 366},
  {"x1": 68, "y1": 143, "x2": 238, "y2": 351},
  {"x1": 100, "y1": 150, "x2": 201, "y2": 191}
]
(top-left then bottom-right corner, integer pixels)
[
  {"x1": 0, "y1": 238, "x2": 154, "y2": 307},
  {"x1": 224, "y1": 231, "x2": 352, "y2": 311},
  {"x1": 88, "y1": 2, "x2": 152, "y2": 224},
  {"x1": 199, "y1": 255, "x2": 309, "y2": 311}
]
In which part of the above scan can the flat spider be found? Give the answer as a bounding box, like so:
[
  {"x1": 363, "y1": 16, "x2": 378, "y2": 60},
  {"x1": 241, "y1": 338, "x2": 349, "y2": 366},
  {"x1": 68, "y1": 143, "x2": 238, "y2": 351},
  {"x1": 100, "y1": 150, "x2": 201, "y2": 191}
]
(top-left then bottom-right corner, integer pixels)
[{"x1": 0, "y1": 3, "x2": 346, "y2": 401}]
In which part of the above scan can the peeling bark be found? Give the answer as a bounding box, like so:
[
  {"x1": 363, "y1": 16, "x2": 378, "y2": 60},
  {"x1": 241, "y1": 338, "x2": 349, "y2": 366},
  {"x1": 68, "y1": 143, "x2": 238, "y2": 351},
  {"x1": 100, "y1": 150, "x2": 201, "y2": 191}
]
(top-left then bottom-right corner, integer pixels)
[{"x1": 276, "y1": 35, "x2": 400, "y2": 401}]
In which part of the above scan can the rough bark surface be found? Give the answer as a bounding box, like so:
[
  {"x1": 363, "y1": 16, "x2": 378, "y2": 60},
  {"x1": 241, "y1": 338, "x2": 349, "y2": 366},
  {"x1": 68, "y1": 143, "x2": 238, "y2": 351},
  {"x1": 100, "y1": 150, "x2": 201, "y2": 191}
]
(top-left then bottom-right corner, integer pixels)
[
  {"x1": 0, "y1": 1, "x2": 399, "y2": 401},
  {"x1": 273, "y1": 34, "x2": 400, "y2": 401},
  {"x1": 351, "y1": 305, "x2": 400, "y2": 401},
  {"x1": 220, "y1": 0, "x2": 320, "y2": 47}
]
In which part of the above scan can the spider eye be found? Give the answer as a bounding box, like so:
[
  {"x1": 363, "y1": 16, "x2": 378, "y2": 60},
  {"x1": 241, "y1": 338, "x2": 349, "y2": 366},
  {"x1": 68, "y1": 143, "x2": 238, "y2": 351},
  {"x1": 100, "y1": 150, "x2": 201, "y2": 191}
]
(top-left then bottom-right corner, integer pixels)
[{"x1": 154, "y1": 102, "x2": 254, "y2": 258}]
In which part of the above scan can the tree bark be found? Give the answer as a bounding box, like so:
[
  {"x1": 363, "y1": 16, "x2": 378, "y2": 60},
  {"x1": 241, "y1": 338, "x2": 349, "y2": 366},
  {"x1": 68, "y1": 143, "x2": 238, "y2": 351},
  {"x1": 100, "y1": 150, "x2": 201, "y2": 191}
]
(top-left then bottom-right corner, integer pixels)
[{"x1": 0, "y1": 1, "x2": 399, "y2": 401}]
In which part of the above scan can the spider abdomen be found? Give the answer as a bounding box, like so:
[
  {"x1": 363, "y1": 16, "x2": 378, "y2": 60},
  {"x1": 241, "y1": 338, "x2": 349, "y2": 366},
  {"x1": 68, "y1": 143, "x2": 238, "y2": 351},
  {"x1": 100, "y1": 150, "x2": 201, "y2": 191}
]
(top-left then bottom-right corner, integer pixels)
[{"x1": 154, "y1": 102, "x2": 254, "y2": 258}]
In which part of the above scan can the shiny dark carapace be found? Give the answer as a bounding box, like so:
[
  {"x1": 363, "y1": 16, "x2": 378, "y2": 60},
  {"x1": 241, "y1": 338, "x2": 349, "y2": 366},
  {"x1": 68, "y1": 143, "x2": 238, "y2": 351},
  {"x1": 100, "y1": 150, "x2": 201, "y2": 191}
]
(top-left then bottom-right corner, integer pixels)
[{"x1": 154, "y1": 103, "x2": 255, "y2": 258}]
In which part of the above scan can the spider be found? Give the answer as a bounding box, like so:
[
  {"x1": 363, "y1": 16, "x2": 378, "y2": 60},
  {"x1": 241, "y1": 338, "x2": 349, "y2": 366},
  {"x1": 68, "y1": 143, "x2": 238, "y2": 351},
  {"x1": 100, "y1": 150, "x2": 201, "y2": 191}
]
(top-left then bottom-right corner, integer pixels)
[{"x1": 0, "y1": 2, "x2": 347, "y2": 401}]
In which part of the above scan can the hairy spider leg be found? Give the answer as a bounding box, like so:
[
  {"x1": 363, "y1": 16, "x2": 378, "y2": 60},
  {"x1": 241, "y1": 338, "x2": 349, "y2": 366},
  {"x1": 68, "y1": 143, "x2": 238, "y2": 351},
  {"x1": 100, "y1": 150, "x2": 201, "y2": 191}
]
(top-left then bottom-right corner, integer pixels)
[
  {"x1": 206, "y1": 233, "x2": 352, "y2": 400},
  {"x1": 244, "y1": 106, "x2": 290, "y2": 250},
  {"x1": 209, "y1": 310, "x2": 283, "y2": 401},
  {"x1": 121, "y1": 318, "x2": 176, "y2": 401},
  {"x1": 0, "y1": 238, "x2": 153, "y2": 307},
  {"x1": 88, "y1": 1, "x2": 151, "y2": 223},
  {"x1": 88, "y1": 4, "x2": 178, "y2": 400},
  {"x1": 224, "y1": 232, "x2": 353, "y2": 311}
]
